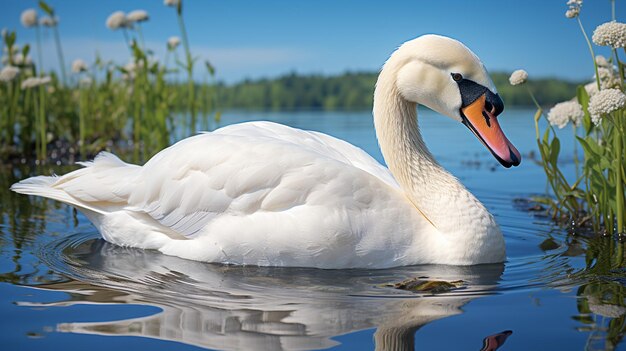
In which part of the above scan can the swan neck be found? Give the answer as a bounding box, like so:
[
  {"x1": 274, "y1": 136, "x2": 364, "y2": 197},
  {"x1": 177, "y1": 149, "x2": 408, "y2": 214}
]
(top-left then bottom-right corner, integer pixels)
[{"x1": 373, "y1": 66, "x2": 482, "y2": 233}]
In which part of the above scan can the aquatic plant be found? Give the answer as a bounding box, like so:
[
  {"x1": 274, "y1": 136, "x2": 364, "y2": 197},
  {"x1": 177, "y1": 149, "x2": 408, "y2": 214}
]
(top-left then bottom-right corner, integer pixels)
[{"x1": 514, "y1": 0, "x2": 626, "y2": 235}]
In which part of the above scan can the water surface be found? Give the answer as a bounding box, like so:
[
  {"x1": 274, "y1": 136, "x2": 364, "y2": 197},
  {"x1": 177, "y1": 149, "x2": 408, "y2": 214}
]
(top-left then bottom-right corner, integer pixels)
[{"x1": 1, "y1": 109, "x2": 624, "y2": 350}]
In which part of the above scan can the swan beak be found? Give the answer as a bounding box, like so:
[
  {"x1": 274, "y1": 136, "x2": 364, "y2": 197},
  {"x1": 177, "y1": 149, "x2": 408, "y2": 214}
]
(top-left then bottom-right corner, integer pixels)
[{"x1": 461, "y1": 94, "x2": 521, "y2": 168}]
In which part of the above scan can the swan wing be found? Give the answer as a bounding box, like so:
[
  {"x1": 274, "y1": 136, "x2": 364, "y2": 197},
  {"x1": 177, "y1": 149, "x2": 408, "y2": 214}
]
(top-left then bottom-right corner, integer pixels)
[
  {"x1": 213, "y1": 121, "x2": 399, "y2": 188},
  {"x1": 126, "y1": 121, "x2": 400, "y2": 239}
]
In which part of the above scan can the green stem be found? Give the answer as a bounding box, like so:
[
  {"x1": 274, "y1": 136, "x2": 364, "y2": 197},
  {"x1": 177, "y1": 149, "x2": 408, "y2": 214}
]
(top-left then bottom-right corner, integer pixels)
[
  {"x1": 136, "y1": 24, "x2": 146, "y2": 50},
  {"x1": 52, "y1": 25, "x2": 66, "y2": 85},
  {"x1": 613, "y1": 48, "x2": 625, "y2": 89},
  {"x1": 612, "y1": 0, "x2": 616, "y2": 21},
  {"x1": 616, "y1": 116, "x2": 624, "y2": 233},
  {"x1": 8, "y1": 80, "x2": 18, "y2": 145},
  {"x1": 35, "y1": 25, "x2": 44, "y2": 75},
  {"x1": 122, "y1": 29, "x2": 133, "y2": 56},
  {"x1": 526, "y1": 86, "x2": 542, "y2": 111},
  {"x1": 577, "y1": 17, "x2": 601, "y2": 90},
  {"x1": 31, "y1": 88, "x2": 40, "y2": 160},
  {"x1": 573, "y1": 124, "x2": 580, "y2": 179},
  {"x1": 78, "y1": 86, "x2": 85, "y2": 156},
  {"x1": 39, "y1": 85, "x2": 46, "y2": 161},
  {"x1": 177, "y1": 8, "x2": 196, "y2": 133}
]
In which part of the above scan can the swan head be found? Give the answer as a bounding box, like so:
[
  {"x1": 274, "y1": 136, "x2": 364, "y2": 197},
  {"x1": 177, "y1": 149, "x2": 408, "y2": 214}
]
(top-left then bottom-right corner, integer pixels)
[{"x1": 387, "y1": 34, "x2": 521, "y2": 168}]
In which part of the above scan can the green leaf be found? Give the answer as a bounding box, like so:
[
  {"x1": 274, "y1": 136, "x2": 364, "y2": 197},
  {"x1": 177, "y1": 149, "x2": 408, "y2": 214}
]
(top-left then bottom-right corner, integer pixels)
[
  {"x1": 6, "y1": 31, "x2": 16, "y2": 48},
  {"x1": 22, "y1": 44, "x2": 30, "y2": 57},
  {"x1": 550, "y1": 136, "x2": 560, "y2": 167},
  {"x1": 577, "y1": 85, "x2": 592, "y2": 134},
  {"x1": 205, "y1": 60, "x2": 215, "y2": 76},
  {"x1": 38, "y1": 1, "x2": 54, "y2": 16}
]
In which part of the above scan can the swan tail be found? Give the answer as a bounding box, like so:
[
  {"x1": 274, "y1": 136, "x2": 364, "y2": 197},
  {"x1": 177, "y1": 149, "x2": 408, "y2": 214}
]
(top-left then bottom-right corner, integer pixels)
[
  {"x1": 10, "y1": 175, "x2": 107, "y2": 214},
  {"x1": 10, "y1": 152, "x2": 140, "y2": 215}
]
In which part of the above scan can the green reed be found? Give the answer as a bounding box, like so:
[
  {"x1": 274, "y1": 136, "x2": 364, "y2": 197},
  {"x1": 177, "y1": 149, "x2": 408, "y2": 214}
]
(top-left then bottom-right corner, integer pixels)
[{"x1": 0, "y1": 1, "x2": 219, "y2": 164}]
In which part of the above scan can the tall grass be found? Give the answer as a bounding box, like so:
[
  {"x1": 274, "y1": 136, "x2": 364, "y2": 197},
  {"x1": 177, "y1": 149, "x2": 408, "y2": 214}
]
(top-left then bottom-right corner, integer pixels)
[{"x1": 0, "y1": 1, "x2": 218, "y2": 164}]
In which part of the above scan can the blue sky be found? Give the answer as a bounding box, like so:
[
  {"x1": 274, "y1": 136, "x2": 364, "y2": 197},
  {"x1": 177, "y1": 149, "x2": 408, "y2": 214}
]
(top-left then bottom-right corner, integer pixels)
[{"x1": 0, "y1": 0, "x2": 623, "y2": 83}]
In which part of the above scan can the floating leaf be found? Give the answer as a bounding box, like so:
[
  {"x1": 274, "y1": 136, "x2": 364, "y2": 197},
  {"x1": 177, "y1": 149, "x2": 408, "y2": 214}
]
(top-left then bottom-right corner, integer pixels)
[{"x1": 381, "y1": 278, "x2": 465, "y2": 293}]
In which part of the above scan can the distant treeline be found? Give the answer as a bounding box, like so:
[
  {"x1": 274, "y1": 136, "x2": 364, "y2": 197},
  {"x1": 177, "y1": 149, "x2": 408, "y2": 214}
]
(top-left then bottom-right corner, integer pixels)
[{"x1": 214, "y1": 71, "x2": 583, "y2": 110}]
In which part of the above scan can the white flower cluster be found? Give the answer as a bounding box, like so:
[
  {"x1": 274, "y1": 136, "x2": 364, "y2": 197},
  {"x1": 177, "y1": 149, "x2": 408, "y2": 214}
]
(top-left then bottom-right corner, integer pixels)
[
  {"x1": 588, "y1": 88, "x2": 626, "y2": 125},
  {"x1": 164, "y1": 0, "x2": 180, "y2": 7},
  {"x1": 592, "y1": 21, "x2": 626, "y2": 48},
  {"x1": 21, "y1": 9, "x2": 38, "y2": 28},
  {"x1": 509, "y1": 69, "x2": 528, "y2": 86},
  {"x1": 21, "y1": 76, "x2": 51, "y2": 89},
  {"x1": 547, "y1": 101, "x2": 584, "y2": 129},
  {"x1": 0, "y1": 66, "x2": 20, "y2": 82},
  {"x1": 565, "y1": 0, "x2": 582, "y2": 19},
  {"x1": 167, "y1": 36, "x2": 181, "y2": 50},
  {"x1": 595, "y1": 55, "x2": 609, "y2": 67},
  {"x1": 72, "y1": 59, "x2": 88, "y2": 73},
  {"x1": 106, "y1": 11, "x2": 128, "y2": 30},
  {"x1": 79, "y1": 76, "x2": 93, "y2": 87},
  {"x1": 596, "y1": 67, "x2": 621, "y2": 89},
  {"x1": 3, "y1": 53, "x2": 33, "y2": 66},
  {"x1": 127, "y1": 10, "x2": 149, "y2": 24},
  {"x1": 584, "y1": 82, "x2": 599, "y2": 98}
]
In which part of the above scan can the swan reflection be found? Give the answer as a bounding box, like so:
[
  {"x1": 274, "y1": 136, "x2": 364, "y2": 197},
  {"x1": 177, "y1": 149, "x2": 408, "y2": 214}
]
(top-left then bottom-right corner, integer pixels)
[{"x1": 30, "y1": 238, "x2": 505, "y2": 350}]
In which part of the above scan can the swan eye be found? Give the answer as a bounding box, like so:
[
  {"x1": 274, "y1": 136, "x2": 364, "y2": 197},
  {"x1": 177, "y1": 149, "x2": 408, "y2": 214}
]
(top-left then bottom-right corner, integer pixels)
[{"x1": 451, "y1": 73, "x2": 463, "y2": 82}]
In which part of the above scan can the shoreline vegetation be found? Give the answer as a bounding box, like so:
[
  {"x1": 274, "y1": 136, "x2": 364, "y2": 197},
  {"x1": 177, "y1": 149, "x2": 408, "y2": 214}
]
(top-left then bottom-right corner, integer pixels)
[{"x1": 215, "y1": 71, "x2": 582, "y2": 111}]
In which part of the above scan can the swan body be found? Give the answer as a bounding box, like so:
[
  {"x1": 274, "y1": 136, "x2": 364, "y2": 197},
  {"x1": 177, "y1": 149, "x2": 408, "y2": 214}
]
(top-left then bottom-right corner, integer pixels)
[{"x1": 12, "y1": 35, "x2": 520, "y2": 268}]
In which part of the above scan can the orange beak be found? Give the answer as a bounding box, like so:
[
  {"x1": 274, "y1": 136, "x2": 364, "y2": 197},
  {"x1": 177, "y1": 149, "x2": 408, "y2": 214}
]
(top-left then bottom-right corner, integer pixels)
[{"x1": 461, "y1": 94, "x2": 521, "y2": 168}]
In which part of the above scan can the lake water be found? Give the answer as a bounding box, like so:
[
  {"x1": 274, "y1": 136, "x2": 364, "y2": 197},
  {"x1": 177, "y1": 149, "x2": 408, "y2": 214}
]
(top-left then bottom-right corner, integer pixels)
[{"x1": 1, "y1": 109, "x2": 625, "y2": 351}]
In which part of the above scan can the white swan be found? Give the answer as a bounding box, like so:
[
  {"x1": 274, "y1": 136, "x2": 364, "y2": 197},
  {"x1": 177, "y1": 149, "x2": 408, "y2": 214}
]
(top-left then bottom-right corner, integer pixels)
[{"x1": 12, "y1": 34, "x2": 520, "y2": 268}]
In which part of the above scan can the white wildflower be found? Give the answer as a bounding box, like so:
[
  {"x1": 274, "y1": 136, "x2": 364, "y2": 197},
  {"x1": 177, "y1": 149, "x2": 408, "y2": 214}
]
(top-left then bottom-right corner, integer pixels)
[
  {"x1": 565, "y1": 0, "x2": 582, "y2": 19},
  {"x1": 596, "y1": 67, "x2": 620, "y2": 89},
  {"x1": 584, "y1": 81, "x2": 599, "y2": 97},
  {"x1": 127, "y1": 10, "x2": 149, "y2": 23},
  {"x1": 164, "y1": 0, "x2": 180, "y2": 7},
  {"x1": 39, "y1": 76, "x2": 51, "y2": 85},
  {"x1": 588, "y1": 88, "x2": 626, "y2": 125},
  {"x1": 1, "y1": 28, "x2": 7, "y2": 39},
  {"x1": 106, "y1": 11, "x2": 128, "y2": 30},
  {"x1": 0, "y1": 66, "x2": 20, "y2": 82},
  {"x1": 595, "y1": 55, "x2": 609, "y2": 67},
  {"x1": 122, "y1": 61, "x2": 142, "y2": 80},
  {"x1": 72, "y1": 59, "x2": 88, "y2": 73},
  {"x1": 565, "y1": 8, "x2": 579, "y2": 18},
  {"x1": 21, "y1": 9, "x2": 38, "y2": 28},
  {"x1": 592, "y1": 21, "x2": 626, "y2": 48},
  {"x1": 20, "y1": 77, "x2": 39, "y2": 89},
  {"x1": 39, "y1": 16, "x2": 58, "y2": 27},
  {"x1": 547, "y1": 101, "x2": 584, "y2": 129},
  {"x1": 167, "y1": 36, "x2": 181, "y2": 50},
  {"x1": 79, "y1": 76, "x2": 93, "y2": 87},
  {"x1": 13, "y1": 53, "x2": 32, "y2": 66},
  {"x1": 509, "y1": 69, "x2": 528, "y2": 85}
]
